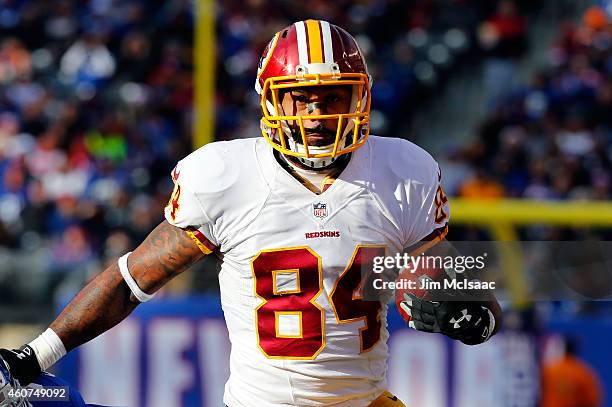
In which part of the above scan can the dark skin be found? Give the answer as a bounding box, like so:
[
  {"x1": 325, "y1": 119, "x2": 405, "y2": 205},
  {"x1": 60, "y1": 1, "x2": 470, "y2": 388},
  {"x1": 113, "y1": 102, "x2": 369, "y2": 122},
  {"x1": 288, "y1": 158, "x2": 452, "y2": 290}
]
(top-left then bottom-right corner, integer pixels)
[
  {"x1": 47, "y1": 87, "x2": 354, "y2": 351},
  {"x1": 44, "y1": 88, "x2": 500, "y2": 353},
  {"x1": 49, "y1": 221, "x2": 204, "y2": 351},
  {"x1": 280, "y1": 86, "x2": 353, "y2": 173},
  {"x1": 280, "y1": 86, "x2": 352, "y2": 148}
]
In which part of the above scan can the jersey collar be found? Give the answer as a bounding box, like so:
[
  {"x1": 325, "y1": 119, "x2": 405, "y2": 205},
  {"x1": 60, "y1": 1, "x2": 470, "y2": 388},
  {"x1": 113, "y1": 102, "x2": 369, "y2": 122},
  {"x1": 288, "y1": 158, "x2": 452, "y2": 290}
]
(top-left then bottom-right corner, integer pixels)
[{"x1": 255, "y1": 137, "x2": 372, "y2": 225}]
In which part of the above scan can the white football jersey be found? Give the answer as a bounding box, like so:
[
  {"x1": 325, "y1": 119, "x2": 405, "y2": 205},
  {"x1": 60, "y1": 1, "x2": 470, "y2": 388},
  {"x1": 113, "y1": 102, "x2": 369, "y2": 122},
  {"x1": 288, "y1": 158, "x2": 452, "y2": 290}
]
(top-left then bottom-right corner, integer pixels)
[{"x1": 164, "y1": 136, "x2": 449, "y2": 407}]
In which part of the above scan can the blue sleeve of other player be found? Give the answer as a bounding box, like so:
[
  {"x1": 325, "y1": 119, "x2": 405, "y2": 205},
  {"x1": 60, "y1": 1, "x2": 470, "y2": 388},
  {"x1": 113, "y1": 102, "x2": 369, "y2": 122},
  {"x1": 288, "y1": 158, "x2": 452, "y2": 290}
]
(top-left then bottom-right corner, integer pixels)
[{"x1": 29, "y1": 372, "x2": 107, "y2": 407}]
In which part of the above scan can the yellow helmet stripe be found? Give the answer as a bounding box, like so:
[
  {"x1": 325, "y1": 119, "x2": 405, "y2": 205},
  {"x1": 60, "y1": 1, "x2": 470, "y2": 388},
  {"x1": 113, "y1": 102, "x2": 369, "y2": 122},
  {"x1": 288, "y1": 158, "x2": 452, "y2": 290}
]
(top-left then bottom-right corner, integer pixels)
[{"x1": 305, "y1": 20, "x2": 323, "y2": 63}]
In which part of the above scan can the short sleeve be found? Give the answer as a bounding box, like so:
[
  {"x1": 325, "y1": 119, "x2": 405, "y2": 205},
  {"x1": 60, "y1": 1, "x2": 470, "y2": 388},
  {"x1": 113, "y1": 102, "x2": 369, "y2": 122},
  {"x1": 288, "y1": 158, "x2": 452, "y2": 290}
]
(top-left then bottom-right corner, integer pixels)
[
  {"x1": 164, "y1": 165, "x2": 218, "y2": 254},
  {"x1": 403, "y1": 164, "x2": 450, "y2": 251}
]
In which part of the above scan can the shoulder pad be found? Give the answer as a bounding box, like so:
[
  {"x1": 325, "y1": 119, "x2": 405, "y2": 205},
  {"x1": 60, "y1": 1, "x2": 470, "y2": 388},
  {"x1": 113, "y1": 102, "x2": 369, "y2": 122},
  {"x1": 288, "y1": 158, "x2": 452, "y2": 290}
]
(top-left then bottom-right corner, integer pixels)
[
  {"x1": 172, "y1": 138, "x2": 268, "y2": 247},
  {"x1": 369, "y1": 136, "x2": 439, "y2": 186},
  {"x1": 176, "y1": 140, "x2": 246, "y2": 194}
]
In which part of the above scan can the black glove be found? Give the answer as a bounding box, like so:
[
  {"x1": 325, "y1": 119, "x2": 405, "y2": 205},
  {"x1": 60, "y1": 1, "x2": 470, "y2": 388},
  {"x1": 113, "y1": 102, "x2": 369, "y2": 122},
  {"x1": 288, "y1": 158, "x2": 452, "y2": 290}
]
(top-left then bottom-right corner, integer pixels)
[
  {"x1": 0, "y1": 345, "x2": 42, "y2": 385},
  {"x1": 400, "y1": 293, "x2": 495, "y2": 345}
]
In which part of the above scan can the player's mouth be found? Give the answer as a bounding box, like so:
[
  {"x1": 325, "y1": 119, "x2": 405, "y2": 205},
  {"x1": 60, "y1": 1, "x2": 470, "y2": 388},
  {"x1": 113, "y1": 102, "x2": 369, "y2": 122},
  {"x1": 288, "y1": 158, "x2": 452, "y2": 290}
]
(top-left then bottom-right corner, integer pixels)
[{"x1": 303, "y1": 127, "x2": 336, "y2": 147}]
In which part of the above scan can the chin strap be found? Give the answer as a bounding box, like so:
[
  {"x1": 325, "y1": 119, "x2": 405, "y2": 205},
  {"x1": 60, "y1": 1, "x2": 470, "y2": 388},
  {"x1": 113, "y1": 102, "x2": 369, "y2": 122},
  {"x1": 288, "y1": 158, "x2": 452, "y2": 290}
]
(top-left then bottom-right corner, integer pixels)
[
  {"x1": 277, "y1": 151, "x2": 351, "y2": 183},
  {"x1": 286, "y1": 126, "x2": 350, "y2": 169},
  {"x1": 296, "y1": 155, "x2": 338, "y2": 169}
]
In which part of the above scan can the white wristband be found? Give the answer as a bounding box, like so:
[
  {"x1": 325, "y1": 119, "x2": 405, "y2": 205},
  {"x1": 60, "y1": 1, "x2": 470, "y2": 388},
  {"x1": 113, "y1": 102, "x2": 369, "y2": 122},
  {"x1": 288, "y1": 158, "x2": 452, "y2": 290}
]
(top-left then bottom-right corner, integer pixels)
[
  {"x1": 118, "y1": 252, "x2": 155, "y2": 303},
  {"x1": 28, "y1": 328, "x2": 66, "y2": 371}
]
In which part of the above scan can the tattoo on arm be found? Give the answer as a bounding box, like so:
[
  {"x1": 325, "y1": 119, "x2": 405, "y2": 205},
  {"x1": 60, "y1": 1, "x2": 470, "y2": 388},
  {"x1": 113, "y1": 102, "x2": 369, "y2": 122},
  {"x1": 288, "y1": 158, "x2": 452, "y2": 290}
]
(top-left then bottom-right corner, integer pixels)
[
  {"x1": 128, "y1": 221, "x2": 206, "y2": 293},
  {"x1": 49, "y1": 262, "x2": 137, "y2": 352},
  {"x1": 50, "y1": 221, "x2": 206, "y2": 351}
]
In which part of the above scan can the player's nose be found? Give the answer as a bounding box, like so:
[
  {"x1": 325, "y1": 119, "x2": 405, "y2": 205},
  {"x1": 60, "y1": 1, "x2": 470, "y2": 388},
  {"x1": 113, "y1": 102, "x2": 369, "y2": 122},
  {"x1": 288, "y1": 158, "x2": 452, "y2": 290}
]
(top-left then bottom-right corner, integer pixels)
[
  {"x1": 307, "y1": 101, "x2": 327, "y2": 115},
  {"x1": 304, "y1": 102, "x2": 329, "y2": 128}
]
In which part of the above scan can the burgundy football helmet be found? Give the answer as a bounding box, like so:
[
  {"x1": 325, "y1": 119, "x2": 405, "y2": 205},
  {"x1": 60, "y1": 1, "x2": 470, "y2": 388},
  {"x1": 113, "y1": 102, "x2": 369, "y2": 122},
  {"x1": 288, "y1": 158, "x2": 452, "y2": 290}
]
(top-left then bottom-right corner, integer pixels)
[{"x1": 255, "y1": 20, "x2": 372, "y2": 168}]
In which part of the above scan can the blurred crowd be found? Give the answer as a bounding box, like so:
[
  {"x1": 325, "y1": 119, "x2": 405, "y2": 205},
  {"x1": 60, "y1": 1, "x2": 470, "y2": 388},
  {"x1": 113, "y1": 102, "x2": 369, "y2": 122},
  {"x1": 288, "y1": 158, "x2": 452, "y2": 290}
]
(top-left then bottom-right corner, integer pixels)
[
  {"x1": 215, "y1": 0, "x2": 538, "y2": 138},
  {"x1": 0, "y1": 0, "x2": 528, "y2": 302},
  {"x1": 446, "y1": 4, "x2": 612, "y2": 211},
  {"x1": 0, "y1": 0, "x2": 609, "y2": 308},
  {"x1": 0, "y1": 0, "x2": 194, "y2": 302}
]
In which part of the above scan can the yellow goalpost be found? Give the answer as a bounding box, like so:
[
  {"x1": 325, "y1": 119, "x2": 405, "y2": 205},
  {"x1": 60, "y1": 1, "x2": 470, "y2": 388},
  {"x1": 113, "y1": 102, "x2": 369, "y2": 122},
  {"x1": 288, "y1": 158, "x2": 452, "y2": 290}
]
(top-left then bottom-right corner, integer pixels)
[
  {"x1": 194, "y1": 0, "x2": 216, "y2": 149},
  {"x1": 451, "y1": 198, "x2": 612, "y2": 306}
]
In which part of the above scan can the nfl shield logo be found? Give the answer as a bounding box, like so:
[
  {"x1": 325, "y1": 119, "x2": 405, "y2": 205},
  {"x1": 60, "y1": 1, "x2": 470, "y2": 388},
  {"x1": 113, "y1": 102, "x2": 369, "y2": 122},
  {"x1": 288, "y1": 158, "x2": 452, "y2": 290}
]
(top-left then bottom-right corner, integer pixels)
[{"x1": 313, "y1": 202, "x2": 327, "y2": 218}]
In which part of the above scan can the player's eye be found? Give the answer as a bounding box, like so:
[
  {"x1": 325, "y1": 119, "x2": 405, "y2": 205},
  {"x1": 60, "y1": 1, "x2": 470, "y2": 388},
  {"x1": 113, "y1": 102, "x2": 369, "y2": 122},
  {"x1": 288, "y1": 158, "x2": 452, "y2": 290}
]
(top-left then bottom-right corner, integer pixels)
[
  {"x1": 325, "y1": 92, "x2": 348, "y2": 105},
  {"x1": 325, "y1": 94, "x2": 341, "y2": 104},
  {"x1": 292, "y1": 94, "x2": 309, "y2": 104}
]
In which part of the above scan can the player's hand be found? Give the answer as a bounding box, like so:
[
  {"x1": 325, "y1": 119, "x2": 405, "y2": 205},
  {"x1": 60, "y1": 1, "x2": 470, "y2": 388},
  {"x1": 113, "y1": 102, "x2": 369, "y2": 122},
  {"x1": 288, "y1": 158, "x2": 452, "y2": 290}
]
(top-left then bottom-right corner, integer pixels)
[
  {"x1": 0, "y1": 355, "x2": 31, "y2": 407},
  {"x1": 400, "y1": 293, "x2": 495, "y2": 345},
  {"x1": 0, "y1": 346, "x2": 41, "y2": 385}
]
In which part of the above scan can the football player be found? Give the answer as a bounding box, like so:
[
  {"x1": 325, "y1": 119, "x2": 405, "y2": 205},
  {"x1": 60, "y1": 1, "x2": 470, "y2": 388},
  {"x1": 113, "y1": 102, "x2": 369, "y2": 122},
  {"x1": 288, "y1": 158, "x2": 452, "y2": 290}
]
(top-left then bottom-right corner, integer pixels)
[{"x1": 1, "y1": 20, "x2": 501, "y2": 406}]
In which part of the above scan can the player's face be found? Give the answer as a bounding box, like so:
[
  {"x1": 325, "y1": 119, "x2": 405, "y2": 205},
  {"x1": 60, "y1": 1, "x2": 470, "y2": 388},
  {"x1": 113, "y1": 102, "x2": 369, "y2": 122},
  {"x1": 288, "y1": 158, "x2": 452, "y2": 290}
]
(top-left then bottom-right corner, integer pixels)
[{"x1": 280, "y1": 86, "x2": 352, "y2": 147}]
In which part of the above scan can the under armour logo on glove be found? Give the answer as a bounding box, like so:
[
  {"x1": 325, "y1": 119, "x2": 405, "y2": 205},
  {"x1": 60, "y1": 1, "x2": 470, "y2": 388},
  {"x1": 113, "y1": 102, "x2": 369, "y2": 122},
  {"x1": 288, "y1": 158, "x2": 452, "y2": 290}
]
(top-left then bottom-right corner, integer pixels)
[
  {"x1": 400, "y1": 293, "x2": 496, "y2": 345},
  {"x1": 449, "y1": 309, "x2": 471, "y2": 329}
]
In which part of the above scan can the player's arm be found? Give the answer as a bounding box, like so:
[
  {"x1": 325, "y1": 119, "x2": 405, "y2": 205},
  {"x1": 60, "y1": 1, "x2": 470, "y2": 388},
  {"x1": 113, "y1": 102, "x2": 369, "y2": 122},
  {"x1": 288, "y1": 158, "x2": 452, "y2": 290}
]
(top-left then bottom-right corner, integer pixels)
[
  {"x1": 0, "y1": 220, "x2": 206, "y2": 384},
  {"x1": 394, "y1": 152, "x2": 501, "y2": 345},
  {"x1": 51, "y1": 220, "x2": 206, "y2": 349}
]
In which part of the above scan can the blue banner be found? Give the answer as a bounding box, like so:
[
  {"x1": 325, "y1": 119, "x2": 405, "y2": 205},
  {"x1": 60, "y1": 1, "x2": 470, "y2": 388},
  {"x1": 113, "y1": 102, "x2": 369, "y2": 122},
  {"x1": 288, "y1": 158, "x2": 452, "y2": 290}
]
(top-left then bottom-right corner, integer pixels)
[{"x1": 56, "y1": 296, "x2": 542, "y2": 407}]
